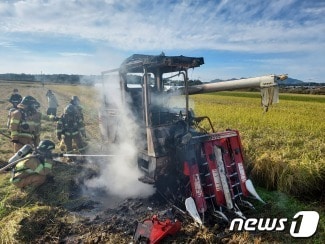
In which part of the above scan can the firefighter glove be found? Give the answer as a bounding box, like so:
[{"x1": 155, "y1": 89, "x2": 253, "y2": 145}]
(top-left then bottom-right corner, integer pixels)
[{"x1": 11, "y1": 139, "x2": 19, "y2": 144}]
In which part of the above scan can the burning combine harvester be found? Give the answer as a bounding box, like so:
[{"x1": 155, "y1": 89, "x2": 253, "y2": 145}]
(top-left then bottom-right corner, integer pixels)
[{"x1": 100, "y1": 54, "x2": 287, "y2": 224}]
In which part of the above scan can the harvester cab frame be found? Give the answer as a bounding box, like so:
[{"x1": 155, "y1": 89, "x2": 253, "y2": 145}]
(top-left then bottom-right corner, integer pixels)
[{"x1": 101, "y1": 53, "x2": 287, "y2": 224}]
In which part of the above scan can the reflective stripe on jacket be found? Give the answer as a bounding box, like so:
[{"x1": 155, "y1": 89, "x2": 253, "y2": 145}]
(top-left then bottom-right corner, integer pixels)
[
  {"x1": 56, "y1": 114, "x2": 84, "y2": 137},
  {"x1": 9, "y1": 109, "x2": 41, "y2": 141},
  {"x1": 10, "y1": 154, "x2": 53, "y2": 182}
]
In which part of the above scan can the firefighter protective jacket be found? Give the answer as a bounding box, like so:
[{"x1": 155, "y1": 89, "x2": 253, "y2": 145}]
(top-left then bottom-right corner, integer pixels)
[
  {"x1": 56, "y1": 112, "x2": 85, "y2": 139},
  {"x1": 76, "y1": 104, "x2": 84, "y2": 122},
  {"x1": 69, "y1": 101, "x2": 84, "y2": 122},
  {"x1": 7, "y1": 107, "x2": 17, "y2": 129},
  {"x1": 9, "y1": 93, "x2": 22, "y2": 105},
  {"x1": 10, "y1": 153, "x2": 53, "y2": 184},
  {"x1": 9, "y1": 105, "x2": 41, "y2": 142}
]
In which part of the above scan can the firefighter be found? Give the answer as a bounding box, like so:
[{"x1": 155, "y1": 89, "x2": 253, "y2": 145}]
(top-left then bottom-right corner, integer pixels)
[
  {"x1": 7, "y1": 89, "x2": 23, "y2": 129},
  {"x1": 70, "y1": 95, "x2": 86, "y2": 139},
  {"x1": 8, "y1": 88, "x2": 22, "y2": 109},
  {"x1": 9, "y1": 96, "x2": 42, "y2": 153},
  {"x1": 10, "y1": 140, "x2": 55, "y2": 189},
  {"x1": 70, "y1": 95, "x2": 84, "y2": 122},
  {"x1": 56, "y1": 104, "x2": 87, "y2": 155},
  {"x1": 45, "y1": 89, "x2": 59, "y2": 116}
]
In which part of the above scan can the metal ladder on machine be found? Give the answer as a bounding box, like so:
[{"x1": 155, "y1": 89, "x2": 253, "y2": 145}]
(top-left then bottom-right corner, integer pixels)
[
  {"x1": 219, "y1": 137, "x2": 251, "y2": 216},
  {"x1": 202, "y1": 135, "x2": 251, "y2": 221},
  {"x1": 186, "y1": 132, "x2": 264, "y2": 225},
  {"x1": 199, "y1": 147, "x2": 229, "y2": 222},
  {"x1": 225, "y1": 134, "x2": 260, "y2": 209}
]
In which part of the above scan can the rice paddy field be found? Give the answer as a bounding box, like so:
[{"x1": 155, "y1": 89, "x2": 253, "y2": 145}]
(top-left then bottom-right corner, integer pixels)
[
  {"x1": 0, "y1": 82, "x2": 324, "y2": 243},
  {"x1": 192, "y1": 91, "x2": 325, "y2": 201}
]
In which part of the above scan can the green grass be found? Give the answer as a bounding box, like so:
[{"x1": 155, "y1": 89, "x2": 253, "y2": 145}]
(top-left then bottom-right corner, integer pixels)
[{"x1": 254, "y1": 188, "x2": 325, "y2": 244}]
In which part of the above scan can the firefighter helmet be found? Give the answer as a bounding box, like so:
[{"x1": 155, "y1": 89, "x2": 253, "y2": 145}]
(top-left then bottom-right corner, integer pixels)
[
  {"x1": 13, "y1": 88, "x2": 18, "y2": 93},
  {"x1": 20, "y1": 96, "x2": 40, "y2": 109},
  {"x1": 64, "y1": 104, "x2": 76, "y2": 115},
  {"x1": 37, "y1": 140, "x2": 55, "y2": 152}
]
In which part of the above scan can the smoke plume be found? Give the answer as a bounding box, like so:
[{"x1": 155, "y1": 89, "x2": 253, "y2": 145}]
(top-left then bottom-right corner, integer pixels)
[{"x1": 85, "y1": 73, "x2": 155, "y2": 198}]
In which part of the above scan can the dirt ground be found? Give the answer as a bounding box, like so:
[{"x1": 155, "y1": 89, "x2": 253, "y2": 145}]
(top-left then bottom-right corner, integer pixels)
[
  {"x1": 1, "y1": 155, "x2": 263, "y2": 243},
  {"x1": 11, "y1": 158, "x2": 266, "y2": 244}
]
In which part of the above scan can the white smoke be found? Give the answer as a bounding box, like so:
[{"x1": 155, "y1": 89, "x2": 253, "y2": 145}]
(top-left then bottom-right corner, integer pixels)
[
  {"x1": 150, "y1": 91, "x2": 195, "y2": 116},
  {"x1": 85, "y1": 73, "x2": 155, "y2": 198}
]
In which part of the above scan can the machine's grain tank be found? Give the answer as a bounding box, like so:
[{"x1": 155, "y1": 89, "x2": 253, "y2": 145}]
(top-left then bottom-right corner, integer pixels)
[{"x1": 101, "y1": 54, "x2": 287, "y2": 222}]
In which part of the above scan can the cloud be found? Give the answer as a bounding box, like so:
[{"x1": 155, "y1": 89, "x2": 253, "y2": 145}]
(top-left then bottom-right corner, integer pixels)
[
  {"x1": 1, "y1": 0, "x2": 323, "y2": 52},
  {"x1": 0, "y1": 0, "x2": 324, "y2": 81},
  {"x1": 0, "y1": 41, "x2": 15, "y2": 48}
]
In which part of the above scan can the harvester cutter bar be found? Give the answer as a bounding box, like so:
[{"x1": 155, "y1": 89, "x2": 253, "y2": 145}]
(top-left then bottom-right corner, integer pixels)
[{"x1": 186, "y1": 129, "x2": 259, "y2": 222}]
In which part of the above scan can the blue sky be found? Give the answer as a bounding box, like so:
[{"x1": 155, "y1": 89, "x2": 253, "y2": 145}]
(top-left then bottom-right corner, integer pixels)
[{"x1": 0, "y1": 0, "x2": 324, "y2": 82}]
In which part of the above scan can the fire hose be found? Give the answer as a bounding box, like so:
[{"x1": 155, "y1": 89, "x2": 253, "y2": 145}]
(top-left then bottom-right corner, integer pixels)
[
  {"x1": 0, "y1": 131, "x2": 12, "y2": 140},
  {"x1": 0, "y1": 130, "x2": 24, "y2": 145},
  {"x1": 0, "y1": 155, "x2": 38, "y2": 173},
  {"x1": 59, "y1": 154, "x2": 118, "y2": 157}
]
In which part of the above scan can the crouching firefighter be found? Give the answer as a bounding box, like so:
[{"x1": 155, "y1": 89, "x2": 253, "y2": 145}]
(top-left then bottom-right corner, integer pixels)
[
  {"x1": 10, "y1": 140, "x2": 55, "y2": 189},
  {"x1": 9, "y1": 96, "x2": 42, "y2": 153},
  {"x1": 56, "y1": 104, "x2": 87, "y2": 155}
]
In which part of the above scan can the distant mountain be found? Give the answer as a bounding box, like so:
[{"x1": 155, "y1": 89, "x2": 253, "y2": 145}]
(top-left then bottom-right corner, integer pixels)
[
  {"x1": 209, "y1": 78, "x2": 224, "y2": 83},
  {"x1": 278, "y1": 77, "x2": 305, "y2": 85}
]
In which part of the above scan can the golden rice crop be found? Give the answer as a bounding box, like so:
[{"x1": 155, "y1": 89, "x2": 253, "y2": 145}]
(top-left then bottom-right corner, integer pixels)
[{"x1": 191, "y1": 91, "x2": 325, "y2": 200}]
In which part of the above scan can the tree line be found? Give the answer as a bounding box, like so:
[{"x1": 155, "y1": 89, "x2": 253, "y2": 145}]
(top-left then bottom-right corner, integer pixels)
[{"x1": 0, "y1": 73, "x2": 99, "y2": 85}]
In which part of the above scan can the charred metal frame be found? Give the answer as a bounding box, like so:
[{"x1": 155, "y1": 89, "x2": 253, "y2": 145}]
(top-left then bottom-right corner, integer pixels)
[
  {"x1": 101, "y1": 54, "x2": 284, "y2": 181},
  {"x1": 101, "y1": 53, "x2": 286, "y2": 222}
]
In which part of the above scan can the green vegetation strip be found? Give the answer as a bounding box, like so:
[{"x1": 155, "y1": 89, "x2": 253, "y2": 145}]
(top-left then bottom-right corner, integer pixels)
[{"x1": 205, "y1": 91, "x2": 325, "y2": 103}]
